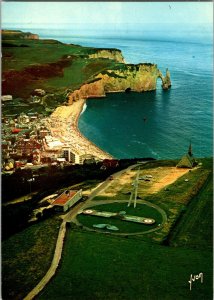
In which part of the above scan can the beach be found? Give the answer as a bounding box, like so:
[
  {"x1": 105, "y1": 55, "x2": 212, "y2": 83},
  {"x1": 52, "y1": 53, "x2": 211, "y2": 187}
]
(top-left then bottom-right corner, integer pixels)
[{"x1": 47, "y1": 99, "x2": 113, "y2": 160}]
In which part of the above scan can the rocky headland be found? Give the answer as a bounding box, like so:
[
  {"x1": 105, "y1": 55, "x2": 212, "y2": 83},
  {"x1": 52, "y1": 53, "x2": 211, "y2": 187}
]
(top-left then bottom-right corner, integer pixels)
[
  {"x1": 68, "y1": 62, "x2": 171, "y2": 104},
  {"x1": 2, "y1": 30, "x2": 171, "y2": 162},
  {"x1": 88, "y1": 48, "x2": 125, "y2": 63}
]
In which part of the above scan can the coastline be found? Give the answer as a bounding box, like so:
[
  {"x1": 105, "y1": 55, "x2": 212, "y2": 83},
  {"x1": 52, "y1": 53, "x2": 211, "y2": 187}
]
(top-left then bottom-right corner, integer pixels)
[
  {"x1": 75, "y1": 100, "x2": 114, "y2": 159},
  {"x1": 47, "y1": 99, "x2": 113, "y2": 161}
]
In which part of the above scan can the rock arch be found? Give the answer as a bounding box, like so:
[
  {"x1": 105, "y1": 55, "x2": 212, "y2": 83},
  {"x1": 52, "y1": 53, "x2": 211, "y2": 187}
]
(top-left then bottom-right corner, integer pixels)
[{"x1": 158, "y1": 68, "x2": 171, "y2": 90}]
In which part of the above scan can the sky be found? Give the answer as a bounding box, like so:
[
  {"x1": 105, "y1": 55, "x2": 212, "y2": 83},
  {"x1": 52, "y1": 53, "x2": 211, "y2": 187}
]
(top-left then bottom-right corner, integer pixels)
[{"x1": 2, "y1": 2, "x2": 213, "y2": 27}]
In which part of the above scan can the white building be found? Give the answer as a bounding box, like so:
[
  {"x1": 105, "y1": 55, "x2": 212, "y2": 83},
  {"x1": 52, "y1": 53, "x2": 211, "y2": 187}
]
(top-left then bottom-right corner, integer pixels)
[{"x1": 52, "y1": 189, "x2": 82, "y2": 212}]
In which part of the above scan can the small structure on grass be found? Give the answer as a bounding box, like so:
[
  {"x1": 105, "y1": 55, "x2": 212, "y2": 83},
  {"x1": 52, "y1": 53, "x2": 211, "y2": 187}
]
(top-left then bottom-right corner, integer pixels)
[
  {"x1": 93, "y1": 224, "x2": 119, "y2": 231},
  {"x1": 82, "y1": 209, "x2": 155, "y2": 225},
  {"x1": 177, "y1": 142, "x2": 197, "y2": 169}
]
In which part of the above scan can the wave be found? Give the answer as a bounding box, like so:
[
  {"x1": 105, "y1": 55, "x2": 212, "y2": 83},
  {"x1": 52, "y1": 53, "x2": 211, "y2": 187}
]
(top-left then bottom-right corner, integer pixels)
[
  {"x1": 80, "y1": 103, "x2": 87, "y2": 115},
  {"x1": 180, "y1": 70, "x2": 212, "y2": 78}
]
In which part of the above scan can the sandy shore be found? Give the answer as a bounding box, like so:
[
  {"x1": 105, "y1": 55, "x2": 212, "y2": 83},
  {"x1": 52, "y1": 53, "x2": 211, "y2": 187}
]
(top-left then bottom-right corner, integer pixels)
[{"x1": 47, "y1": 99, "x2": 113, "y2": 160}]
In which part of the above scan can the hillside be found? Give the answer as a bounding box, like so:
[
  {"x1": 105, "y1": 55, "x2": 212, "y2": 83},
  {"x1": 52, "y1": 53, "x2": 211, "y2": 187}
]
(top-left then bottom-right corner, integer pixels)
[{"x1": 2, "y1": 30, "x2": 171, "y2": 107}]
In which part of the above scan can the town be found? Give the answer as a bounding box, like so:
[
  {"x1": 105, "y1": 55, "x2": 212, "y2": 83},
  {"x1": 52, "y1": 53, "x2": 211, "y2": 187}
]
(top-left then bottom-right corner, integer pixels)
[{"x1": 2, "y1": 91, "x2": 111, "y2": 172}]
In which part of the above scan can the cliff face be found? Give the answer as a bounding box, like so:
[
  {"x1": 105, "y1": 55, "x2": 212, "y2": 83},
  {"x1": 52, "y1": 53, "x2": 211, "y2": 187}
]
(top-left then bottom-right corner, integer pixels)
[
  {"x1": 2, "y1": 30, "x2": 39, "y2": 40},
  {"x1": 68, "y1": 64, "x2": 171, "y2": 104},
  {"x1": 89, "y1": 49, "x2": 125, "y2": 63},
  {"x1": 23, "y1": 33, "x2": 39, "y2": 40}
]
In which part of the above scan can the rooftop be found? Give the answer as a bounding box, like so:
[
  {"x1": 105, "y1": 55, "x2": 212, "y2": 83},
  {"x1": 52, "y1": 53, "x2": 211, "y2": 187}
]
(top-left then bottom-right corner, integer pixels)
[{"x1": 52, "y1": 190, "x2": 78, "y2": 206}]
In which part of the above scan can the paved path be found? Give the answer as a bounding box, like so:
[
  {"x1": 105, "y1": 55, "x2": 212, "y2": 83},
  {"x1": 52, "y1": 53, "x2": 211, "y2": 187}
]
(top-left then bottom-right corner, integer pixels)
[
  {"x1": 23, "y1": 221, "x2": 67, "y2": 300},
  {"x1": 64, "y1": 163, "x2": 141, "y2": 223}
]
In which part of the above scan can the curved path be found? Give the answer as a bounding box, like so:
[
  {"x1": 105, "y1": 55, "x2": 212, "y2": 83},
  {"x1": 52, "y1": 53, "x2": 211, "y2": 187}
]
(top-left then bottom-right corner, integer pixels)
[
  {"x1": 23, "y1": 221, "x2": 67, "y2": 300},
  {"x1": 23, "y1": 163, "x2": 148, "y2": 299},
  {"x1": 63, "y1": 163, "x2": 141, "y2": 223},
  {"x1": 73, "y1": 199, "x2": 167, "y2": 236}
]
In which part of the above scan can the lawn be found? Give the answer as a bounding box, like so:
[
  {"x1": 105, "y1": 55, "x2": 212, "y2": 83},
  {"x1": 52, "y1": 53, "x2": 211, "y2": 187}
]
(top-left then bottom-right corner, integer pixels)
[
  {"x1": 91, "y1": 163, "x2": 211, "y2": 243},
  {"x1": 2, "y1": 216, "x2": 61, "y2": 300},
  {"x1": 38, "y1": 230, "x2": 213, "y2": 300},
  {"x1": 77, "y1": 202, "x2": 163, "y2": 234}
]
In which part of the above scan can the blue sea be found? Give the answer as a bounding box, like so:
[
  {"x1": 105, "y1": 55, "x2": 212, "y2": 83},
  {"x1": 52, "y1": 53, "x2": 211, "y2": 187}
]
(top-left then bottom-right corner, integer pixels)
[{"x1": 7, "y1": 25, "x2": 213, "y2": 159}]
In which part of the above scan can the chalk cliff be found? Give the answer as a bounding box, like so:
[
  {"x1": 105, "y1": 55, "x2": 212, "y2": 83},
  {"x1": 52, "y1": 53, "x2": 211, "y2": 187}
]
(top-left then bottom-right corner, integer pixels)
[
  {"x1": 68, "y1": 63, "x2": 171, "y2": 104},
  {"x1": 2, "y1": 30, "x2": 39, "y2": 40},
  {"x1": 89, "y1": 49, "x2": 125, "y2": 63}
]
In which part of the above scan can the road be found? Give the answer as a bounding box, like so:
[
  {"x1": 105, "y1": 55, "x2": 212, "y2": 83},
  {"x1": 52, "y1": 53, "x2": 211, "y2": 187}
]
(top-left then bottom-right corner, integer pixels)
[{"x1": 64, "y1": 163, "x2": 143, "y2": 223}]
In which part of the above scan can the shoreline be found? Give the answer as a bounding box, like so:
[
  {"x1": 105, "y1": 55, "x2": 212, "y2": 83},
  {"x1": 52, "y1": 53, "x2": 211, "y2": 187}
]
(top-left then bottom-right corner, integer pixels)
[
  {"x1": 48, "y1": 99, "x2": 113, "y2": 161},
  {"x1": 73, "y1": 99, "x2": 113, "y2": 159}
]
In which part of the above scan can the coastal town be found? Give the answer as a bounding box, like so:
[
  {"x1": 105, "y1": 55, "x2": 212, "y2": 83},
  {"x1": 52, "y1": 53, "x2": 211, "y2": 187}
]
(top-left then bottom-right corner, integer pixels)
[{"x1": 2, "y1": 92, "x2": 112, "y2": 172}]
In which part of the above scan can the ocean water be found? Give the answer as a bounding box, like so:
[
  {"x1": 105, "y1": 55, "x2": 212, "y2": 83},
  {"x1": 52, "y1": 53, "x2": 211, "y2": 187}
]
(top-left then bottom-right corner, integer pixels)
[
  {"x1": 75, "y1": 34, "x2": 213, "y2": 159},
  {"x1": 6, "y1": 26, "x2": 213, "y2": 159}
]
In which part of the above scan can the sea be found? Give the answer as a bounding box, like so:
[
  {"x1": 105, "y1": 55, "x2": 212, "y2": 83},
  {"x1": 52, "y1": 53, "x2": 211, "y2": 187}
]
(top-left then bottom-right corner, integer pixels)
[{"x1": 5, "y1": 25, "x2": 213, "y2": 159}]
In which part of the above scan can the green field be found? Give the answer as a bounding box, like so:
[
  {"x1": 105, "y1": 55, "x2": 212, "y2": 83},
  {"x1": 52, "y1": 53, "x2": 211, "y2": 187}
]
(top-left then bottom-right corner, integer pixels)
[
  {"x1": 2, "y1": 159, "x2": 213, "y2": 299},
  {"x1": 77, "y1": 202, "x2": 163, "y2": 234},
  {"x1": 37, "y1": 159, "x2": 212, "y2": 300},
  {"x1": 169, "y1": 172, "x2": 213, "y2": 249},
  {"x1": 2, "y1": 39, "x2": 92, "y2": 72},
  {"x1": 38, "y1": 230, "x2": 212, "y2": 300},
  {"x1": 2, "y1": 217, "x2": 61, "y2": 300},
  {"x1": 45, "y1": 58, "x2": 115, "y2": 91}
]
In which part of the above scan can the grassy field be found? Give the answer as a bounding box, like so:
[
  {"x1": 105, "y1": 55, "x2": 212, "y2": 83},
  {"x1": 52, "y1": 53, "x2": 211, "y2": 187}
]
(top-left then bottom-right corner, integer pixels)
[
  {"x1": 91, "y1": 162, "x2": 211, "y2": 243},
  {"x1": 77, "y1": 202, "x2": 163, "y2": 234},
  {"x1": 169, "y1": 172, "x2": 213, "y2": 250},
  {"x1": 2, "y1": 159, "x2": 212, "y2": 299},
  {"x1": 45, "y1": 58, "x2": 115, "y2": 92},
  {"x1": 2, "y1": 39, "x2": 89, "y2": 72},
  {"x1": 2, "y1": 216, "x2": 61, "y2": 300},
  {"x1": 37, "y1": 159, "x2": 212, "y2": 300},
  {"x1": 2, "y1": 33, "x2": 120, "y2": 99},
  {"x1": 38, "y1": 230, "x2": 212, "y2": 300}
]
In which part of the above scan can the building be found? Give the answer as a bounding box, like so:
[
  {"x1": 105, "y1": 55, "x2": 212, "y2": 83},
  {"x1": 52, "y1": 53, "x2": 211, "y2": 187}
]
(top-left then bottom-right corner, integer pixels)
[
  {"x1": 62, "y1": 146, "x2": 72, "y2": 162},
  {"x1": 15, "y1": 138, "x2": 42, "y2": 156},
  {"x1": 18, "y1": 113, "x2": 30, "y2": 124},
  {"x1": 32, "y1": 149, "x2": 41, "y2": 165},
  {"x1": 52, "y1": 189, "x2": 82, "y2": 212},
  {"x1": 177, "y1": 142, "x2": 197, "y2": 168},
  {"x1": 79, "y1": 154, "x2": 96, "y2": 165},
  {"x1": 1, "y1": 95, "x2": 13, "y2": 102},
  {"x1": 62, "y1": 147, "x2": 80, "y2": 164},
  {"x1": 101, "y1": 159, "x2": 119, "y2": 170}
]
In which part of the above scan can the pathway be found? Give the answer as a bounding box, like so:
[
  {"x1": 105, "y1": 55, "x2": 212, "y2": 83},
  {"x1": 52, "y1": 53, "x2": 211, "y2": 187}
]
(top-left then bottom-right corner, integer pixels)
[{"x1": 23, "y1": 221, "x2": 66, "y2": 300}]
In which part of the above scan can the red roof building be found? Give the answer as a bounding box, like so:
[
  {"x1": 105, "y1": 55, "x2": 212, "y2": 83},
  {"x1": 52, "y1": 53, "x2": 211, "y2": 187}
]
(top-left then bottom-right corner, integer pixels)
[
  {"x1": 15, "y1": 138, "x2": 42, "y2": 156},
  {"x1": 101, "y1": 159, "x2": 119, "y2": 169},
  {"x1": 52, "y1": 189, "x2": 82, "y2": 212},
  {"x1": 12, "y1": 128, "x2": 22, "y2": 134}
]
